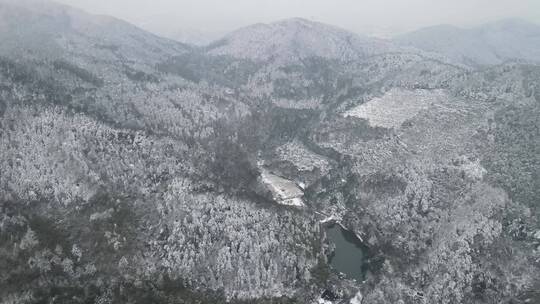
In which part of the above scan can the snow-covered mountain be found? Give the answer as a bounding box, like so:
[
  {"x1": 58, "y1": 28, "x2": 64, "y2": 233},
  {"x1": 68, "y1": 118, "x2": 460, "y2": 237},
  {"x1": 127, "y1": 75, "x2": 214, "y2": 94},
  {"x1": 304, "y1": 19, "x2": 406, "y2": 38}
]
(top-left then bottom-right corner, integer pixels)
[
  {"x1": 1, "y1": 1, "x2": 540, "y2": 303},
  {"x1": 0, "y1": 0, "x2": 188, "y2": 62},
  {"x1": 396, "y1": 18, "x2": 540, "y2": 66},
  {"x1": 206, "y1": 18, "x2": 393, "y2": 62}
]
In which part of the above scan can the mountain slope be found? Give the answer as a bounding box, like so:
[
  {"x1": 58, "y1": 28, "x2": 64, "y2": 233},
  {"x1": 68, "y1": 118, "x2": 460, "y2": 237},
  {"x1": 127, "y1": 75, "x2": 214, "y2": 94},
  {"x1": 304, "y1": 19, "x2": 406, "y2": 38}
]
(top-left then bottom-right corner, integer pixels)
[
  {"x1": 0, "y1": 0, "x2": 189, "y2": 62},
  {"x1": 206, "y1": 18, "x2": 393, "y2": 62},
  {"x1": 0, "y1": 1, "x2": 326, "y2": 302},
  {"x1": 1, "y1": 2, "x2": 540, "y2": 304},
  {"x1": 396, "y1": 19, "x2": 540, "y2": 66}
]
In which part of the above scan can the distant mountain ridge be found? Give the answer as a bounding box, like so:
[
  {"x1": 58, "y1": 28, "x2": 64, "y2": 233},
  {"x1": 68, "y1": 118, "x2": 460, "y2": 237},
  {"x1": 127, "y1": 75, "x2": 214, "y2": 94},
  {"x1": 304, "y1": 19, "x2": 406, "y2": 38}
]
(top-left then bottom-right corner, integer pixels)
[
  {"x1": 1, "y1": 1, "x2": 540, "y2": 303},
  {"x1": 0, "y1": 0, "x2": 189, "y2": 62},
  {"x1": 202, "y1": 17, "x2": 540, "y2": 67},
  {"x1": 205, "y1": 17, "x2": 393, "y2": 62},
  {"x1": 396, "y1": 18, "x2": 540, "y2": 65}
]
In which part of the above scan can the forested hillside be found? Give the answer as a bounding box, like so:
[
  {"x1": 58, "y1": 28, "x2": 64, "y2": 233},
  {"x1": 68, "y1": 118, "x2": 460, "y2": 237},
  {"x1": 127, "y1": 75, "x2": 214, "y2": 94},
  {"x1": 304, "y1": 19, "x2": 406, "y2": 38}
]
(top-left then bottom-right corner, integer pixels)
[{"x1": 1, "y1": 1, "x2": 539, "y2": 303}]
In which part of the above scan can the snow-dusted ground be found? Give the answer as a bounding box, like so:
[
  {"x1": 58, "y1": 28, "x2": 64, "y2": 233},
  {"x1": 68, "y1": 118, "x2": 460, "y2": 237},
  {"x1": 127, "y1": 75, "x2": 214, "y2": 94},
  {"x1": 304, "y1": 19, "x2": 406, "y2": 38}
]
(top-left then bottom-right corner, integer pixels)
[
  {"x1": 344, "y1": 89, "x2": 448, "y2": 128},
  {"x1": 276, "y1": 140, "x2": 331, "y2": 174},
  {"x1": 349, "y1": 291, "x2": 363, "y2": 304},
  {"x1": 319, "y1": 215, "x2": 341, "y2": 225},
  {"x1": 272, "y1": 97, "x2": 322, "y2": 110},
  {"x1": 316, "y1": 298, "x2": 333, "y2": 304},
  {"x1": 260, "y1": 169, "x2": 305, "y2": 207}
]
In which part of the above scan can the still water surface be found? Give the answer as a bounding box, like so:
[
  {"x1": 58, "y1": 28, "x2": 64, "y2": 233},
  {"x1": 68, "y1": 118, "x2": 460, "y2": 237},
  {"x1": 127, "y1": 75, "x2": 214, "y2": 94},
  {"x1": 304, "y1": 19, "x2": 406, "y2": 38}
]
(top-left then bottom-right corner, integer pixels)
[{"x1": 326, "y1": 223, "x2": 367, "y2": 281}]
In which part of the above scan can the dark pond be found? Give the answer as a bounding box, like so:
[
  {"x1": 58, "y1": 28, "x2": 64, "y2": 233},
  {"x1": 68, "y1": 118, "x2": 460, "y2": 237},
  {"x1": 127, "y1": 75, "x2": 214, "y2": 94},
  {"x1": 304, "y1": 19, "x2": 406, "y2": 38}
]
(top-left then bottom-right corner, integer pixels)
[{"x1": 326, "y1": 223, "x2": 368, "y2": 282}]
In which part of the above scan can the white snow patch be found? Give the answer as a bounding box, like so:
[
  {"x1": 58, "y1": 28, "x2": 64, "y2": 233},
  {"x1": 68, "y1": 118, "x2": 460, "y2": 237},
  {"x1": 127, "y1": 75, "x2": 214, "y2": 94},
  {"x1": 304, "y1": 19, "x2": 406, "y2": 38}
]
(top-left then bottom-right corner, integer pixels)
[
  {"x1": 261, "y1": 170, "x2": 305, "y2": 207},
  {"x1": 350, "y1": 291, "x2": 363, "y2": 304},
  {"x1": 460, "y1": 160, "x2": 487, "y2": 180},
  {"x1": 453, "y1": 156, "x2": 487, "y2": 181},
  {"x1": 89, "y1": 208, "x2": 114, "y2": 222},
  {"x1": 273, "y1": 98, "x2": 322, "y2": 109},
  {"x1": 344, "y1": 89, "x2": 447, "y2": 129},
  {"x1": 281, "y1": 197, "x2": 305, "y2": 207},
  {"x1": 320, "y1": 215, "x2": 340, "y2": 224}
]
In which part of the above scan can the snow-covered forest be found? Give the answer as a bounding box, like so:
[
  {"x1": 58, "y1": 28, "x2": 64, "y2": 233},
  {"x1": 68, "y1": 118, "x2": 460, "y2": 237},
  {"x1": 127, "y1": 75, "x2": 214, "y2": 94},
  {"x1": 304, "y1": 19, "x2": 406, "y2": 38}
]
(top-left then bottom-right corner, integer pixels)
[{"x1": 1, "y1": 0, "x2": 539, "y2": 303}]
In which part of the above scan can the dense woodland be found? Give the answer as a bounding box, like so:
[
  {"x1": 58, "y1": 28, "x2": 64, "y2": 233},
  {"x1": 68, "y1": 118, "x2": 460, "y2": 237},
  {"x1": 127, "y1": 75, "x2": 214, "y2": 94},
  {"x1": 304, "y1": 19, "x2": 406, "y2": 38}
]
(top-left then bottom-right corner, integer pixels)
[{"x1": 0, "y1": 1, "x2": 539, "y2": 303}]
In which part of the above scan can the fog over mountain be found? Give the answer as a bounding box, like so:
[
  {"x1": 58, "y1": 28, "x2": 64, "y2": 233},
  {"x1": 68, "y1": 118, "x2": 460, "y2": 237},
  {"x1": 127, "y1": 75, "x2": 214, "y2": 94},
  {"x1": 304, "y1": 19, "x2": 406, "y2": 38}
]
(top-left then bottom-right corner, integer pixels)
[
  {"x1": 205, "y1": 18, "x2": 393, "y2": 62},
  {"x1": 1, "y1": 0, "x2": 539, "y2": 304},
  {"x1": 55, "y1": 0, "x2": 540, "y2": 38},
  {"x1": 397, "y1": 18, "x2": 540, "y2": 66}
]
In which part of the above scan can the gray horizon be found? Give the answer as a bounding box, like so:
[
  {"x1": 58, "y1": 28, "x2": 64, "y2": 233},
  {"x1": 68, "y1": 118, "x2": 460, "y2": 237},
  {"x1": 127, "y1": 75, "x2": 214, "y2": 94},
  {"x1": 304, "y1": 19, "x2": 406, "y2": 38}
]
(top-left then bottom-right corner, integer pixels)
[{"x1": 51, "y1": 0, "x2": 540, "y2": 39}]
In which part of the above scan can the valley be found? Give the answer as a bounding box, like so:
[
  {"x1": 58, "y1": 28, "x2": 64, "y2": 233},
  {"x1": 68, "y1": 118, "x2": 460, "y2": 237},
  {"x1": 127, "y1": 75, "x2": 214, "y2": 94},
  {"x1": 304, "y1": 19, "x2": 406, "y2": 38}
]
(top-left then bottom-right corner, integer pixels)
[{"x1": 0, "y1": 1, "x2": 539, "y2": 303}]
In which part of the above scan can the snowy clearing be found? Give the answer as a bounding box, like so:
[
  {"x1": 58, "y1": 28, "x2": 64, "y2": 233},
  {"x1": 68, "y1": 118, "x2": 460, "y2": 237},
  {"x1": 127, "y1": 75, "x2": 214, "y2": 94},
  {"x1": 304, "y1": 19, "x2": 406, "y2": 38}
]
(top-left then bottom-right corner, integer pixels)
[
  {"x1": 343, "y1": 89, "x2": 448, "y2": 128},
  {"x1": 350, "y1": 291, "x2": 363, "y2": 304},
  {"x1": 260, "y1": 170, "x2": 305, "y2": 207}
]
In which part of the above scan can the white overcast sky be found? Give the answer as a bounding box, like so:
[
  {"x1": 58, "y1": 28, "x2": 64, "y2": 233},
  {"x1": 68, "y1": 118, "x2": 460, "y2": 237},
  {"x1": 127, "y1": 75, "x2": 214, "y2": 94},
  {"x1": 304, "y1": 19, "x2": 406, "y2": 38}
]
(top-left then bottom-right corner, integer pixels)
[{"x1": 56, "y1": 0, "x2": 540, "y2": 36}]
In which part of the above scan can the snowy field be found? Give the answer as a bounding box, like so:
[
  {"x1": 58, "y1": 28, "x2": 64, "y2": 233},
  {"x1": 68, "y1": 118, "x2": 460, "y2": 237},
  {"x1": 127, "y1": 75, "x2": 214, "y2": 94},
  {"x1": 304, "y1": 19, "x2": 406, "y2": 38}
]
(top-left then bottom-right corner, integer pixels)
[
  {"x1": 344, "y1": 89, "x2": 448, "y2": 128},
  {"x1": 260, "y1": 169, "x2": 305, "y2": 207}
]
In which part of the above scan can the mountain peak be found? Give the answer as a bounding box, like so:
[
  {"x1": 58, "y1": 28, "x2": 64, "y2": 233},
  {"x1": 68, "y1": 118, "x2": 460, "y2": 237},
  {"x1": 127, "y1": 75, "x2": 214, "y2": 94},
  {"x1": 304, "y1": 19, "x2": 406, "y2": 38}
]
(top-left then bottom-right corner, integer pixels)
[
  {"x1": 0, "y1": 0, "x2": 188, "y2": 61},
  {"x1": 273, "y1": 17, "x2": 321, "y2": 28},
  {"x1": 206, "y1": 18, "x2": 391, "y2": 62}
]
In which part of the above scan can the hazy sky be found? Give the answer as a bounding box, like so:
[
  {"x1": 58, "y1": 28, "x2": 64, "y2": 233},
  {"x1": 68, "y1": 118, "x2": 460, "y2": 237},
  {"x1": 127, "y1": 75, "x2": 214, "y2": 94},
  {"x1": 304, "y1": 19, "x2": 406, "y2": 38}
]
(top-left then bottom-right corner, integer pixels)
[{"x1": 56, "y1": 0, "x2": 540, "y2": 37}]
